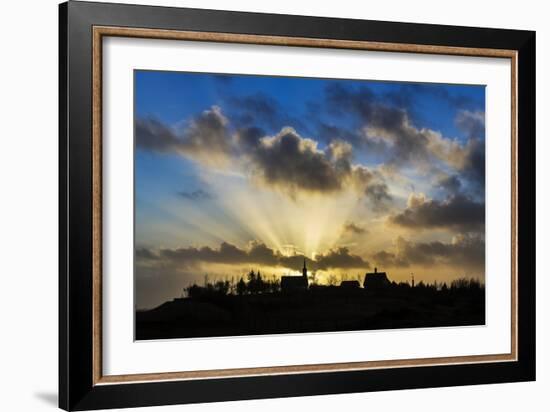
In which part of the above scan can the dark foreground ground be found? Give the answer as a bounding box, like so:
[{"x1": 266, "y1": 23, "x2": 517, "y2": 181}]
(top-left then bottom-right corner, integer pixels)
[{"x1": 136, "y1": 285, "x2": 485, "y2": 340}]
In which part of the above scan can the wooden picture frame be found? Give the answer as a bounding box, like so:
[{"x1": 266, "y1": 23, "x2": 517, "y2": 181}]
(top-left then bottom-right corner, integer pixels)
[{"x1": 59, "y1": 1, "x2": 535, "y2": 410}]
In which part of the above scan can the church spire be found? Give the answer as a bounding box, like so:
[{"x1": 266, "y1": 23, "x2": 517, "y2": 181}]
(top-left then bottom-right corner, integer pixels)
[{"x1": 302, "y1": 257, "x2": 307, "y2": 278}]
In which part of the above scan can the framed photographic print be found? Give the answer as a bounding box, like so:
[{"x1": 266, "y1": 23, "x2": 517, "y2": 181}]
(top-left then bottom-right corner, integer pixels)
[{"x1": 59, "y1": 1, "x2": 536, "y2": 410}]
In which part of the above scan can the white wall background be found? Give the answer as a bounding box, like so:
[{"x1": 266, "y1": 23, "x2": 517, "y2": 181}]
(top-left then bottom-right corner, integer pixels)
[{"x1": 0, "y1": 0, "x2": 546, "y2": 411}]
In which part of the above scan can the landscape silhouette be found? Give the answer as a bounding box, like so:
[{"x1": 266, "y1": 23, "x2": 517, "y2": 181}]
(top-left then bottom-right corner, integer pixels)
[{"x1": 135, "y1": 262, "x2": 485, "y2": 340}]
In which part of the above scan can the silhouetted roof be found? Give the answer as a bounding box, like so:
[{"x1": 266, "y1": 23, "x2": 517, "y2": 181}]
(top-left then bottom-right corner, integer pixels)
[
  {"x1": 281, "y1": 276, "x2": 308, "y2": 291},
  {"x1": 340, "y1": 280, "x2": 360, "y2": 288},
  {"x1": 363, "y1": 272, "x2": 390, "y2": 288}
]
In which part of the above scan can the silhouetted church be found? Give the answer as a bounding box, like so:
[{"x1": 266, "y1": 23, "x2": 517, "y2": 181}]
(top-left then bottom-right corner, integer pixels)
[
  {"x1": 281, "y1": 258, "x2": 309, "y2": 293},
  {"x1": 363, "y1": 267, "x2": 390, "y2": 289}
]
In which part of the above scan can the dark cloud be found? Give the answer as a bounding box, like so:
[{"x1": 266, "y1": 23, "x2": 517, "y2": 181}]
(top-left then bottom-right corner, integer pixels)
[
  {"x1": 136, "y1": 117, "x2": 181, "y2": 153},
  {"x1": 236, "y1": 126, "x2": 266, "y2": 148},
  {"x1": 372, "y1": 234, "x2": 484, "y2": 270},
  {"x1": 137, "y1": 241, "x2": 369, "y2": 271},
  {"x1": 454, "y1": 110, "x2": 485, "y2": 194},
  {"x1": 247, "y1": 241, "x2": 279, "y2": 265},
  {"x1": 372, "y1": 249, "x2": 409, "y2": 268},
  {"x1": 228, "y1": 92, "x2": 309, "y2": 134},
  {"x1": 136, "y1": 247, "x2": 160, "y2": 261},
  {"x1": 317, "y1": 123, "x2": 358, "y2": 146},
  {"x1": 136, "y1": 84, "x2": 484, "y2": 205},
  {"x1": 350, "y1": 165, "x2": 393, "y2": 208},
  {"x1": 326, "y1": 83, "x2": 411, "y2": 137},
  {"x1": 176, "y1": 106, "x2": 233, "y2": 161},
  {"x1": 324, "y1": 84, "x2": 487, "y2": 199},
  {"x1": 278, "y1": 247, "x2": 370, "y2": 271},
  {"x1": 213, "y1": 74, "x2": 234, "y2": 84},
  {"x1": 461, "y1": 138, "x2": 485, "y2": 194},
  {"x1": 312, "y1": 83, "x2": 481, "y2": 159},
  {"x1": 177, "y1": 189, "x2": 212, "y2": 201},
  {"x1": 326, "y1": 84, "x2": 421, "y2": 165},
  {"x1": 248, "y1": 128, "x2": 344, "y2": 193},
  {"x1": 277, "y1": 254, "x2": 310, "y2": 271},
  {"x1": 156, "y1": 242, "x2": 251, "y2": 267},
  {"x1": 436, "y1": 174, "x2": 462, "y2": 195},
  {"x1": 365, "y1": 182, "x2": 392, "y2": 211},
  {"x1": 325, "y1": 83, "x2": 376, "y2": 120},
  {"x1": 137, "y1": 241, "x2": 280, "y2": 269},
  {"x1": 136, "y1": 106, "x2": 391, "y2": 203},
  {"x1": 229, "y1": 92, "x2": 279, "y2": 127},
  {"x1": 318, "y1": 122, "x2": 391, "y2": 157},
  {"x1": 136, "y1": 106, "x2": 233, "y2": 164},
  {"x1": 245, "y1": 128, "x2": 389, "y2": 201},
  {"x1": 315, "y1": 247, "x2": 370, "y2": 270},
  {"x1": 344, "y1": 222, "x2": 367, "y2": 235},
  {"x1": 455, "y1": 110, "x2": 485, "y2": 139},
  {"x1": 388, "y1": 194, "x2": 484, "y2": 232},
  {"x1": 325, "y1": 83, "x2": 472, "y2": 170},
  {"x1": 384, "y1": 83, "x2": 482, "y2": 113}
]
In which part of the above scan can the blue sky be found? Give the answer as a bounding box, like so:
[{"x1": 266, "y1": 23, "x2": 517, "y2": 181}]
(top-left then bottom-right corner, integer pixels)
[
  {"x1": 136, "y1": 70, "x2": 484, "y2": 140},
  {"x1": 134, "y1": 70, "x2": 486, "y2": 309}
]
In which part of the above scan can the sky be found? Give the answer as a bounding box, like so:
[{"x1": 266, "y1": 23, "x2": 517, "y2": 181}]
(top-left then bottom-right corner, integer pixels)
[{"x1": 134, "y1": 70, "x2": 486, "y2": 309}]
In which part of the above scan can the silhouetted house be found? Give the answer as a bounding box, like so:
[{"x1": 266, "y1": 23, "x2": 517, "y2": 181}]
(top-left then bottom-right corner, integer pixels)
[
  {"x1": 281, "y1": 258, "x2": 309, "y2": 293},
  {"x1": 340, "y1": 280, "x2": 360, "y2": 289},
  {"x1": 363, "y1": 267, "x2": 390, "y2": 289}
]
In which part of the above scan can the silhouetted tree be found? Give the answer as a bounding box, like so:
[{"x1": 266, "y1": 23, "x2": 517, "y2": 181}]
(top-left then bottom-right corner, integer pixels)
[
  {"x1": 247, "y1": 270, "x2": 257, "y2": 294},
  {"x1": 236, "y1": 277, "x2": 246, "y2": 296},
  {"x1": 185, "y1": 284, "x2": 201, "y2": 299},
  {"x1": 256, "y1": 271, "x2": 266, "y2": 293},
  {"x1": 451, "y1": 277, "x2": 469, "y2": 290},
  {"x1": 450, "y1": 277, "x2": 483, "y2": 292},
  {"x1": 270, "y1": 277, "x2": 281, "y2": 293},
  {"x1": 214, "y1": 280, "x2": 230, "y2": 295}
]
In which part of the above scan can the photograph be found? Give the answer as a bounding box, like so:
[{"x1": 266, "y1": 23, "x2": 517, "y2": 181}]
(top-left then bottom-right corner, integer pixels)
[
  {"x1": 53, "y1": 1, "x2": 536, "y2": 410},
  {"x1": 134, "y1": 71, "x2": 487, "y2": 340}
]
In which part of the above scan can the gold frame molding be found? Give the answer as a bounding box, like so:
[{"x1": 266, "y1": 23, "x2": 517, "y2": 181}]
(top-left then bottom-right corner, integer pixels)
[{"x1": 91, "y1": 26, "x2": 518, "y2": 386}]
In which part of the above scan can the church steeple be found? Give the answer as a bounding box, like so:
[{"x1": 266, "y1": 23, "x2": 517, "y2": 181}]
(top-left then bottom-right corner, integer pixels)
[{"x1": 302, "y1": 257, "x2": 307, "y2": 278}]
